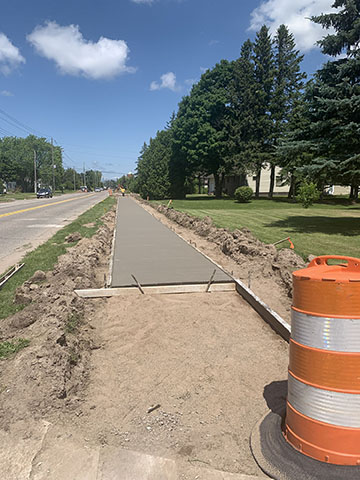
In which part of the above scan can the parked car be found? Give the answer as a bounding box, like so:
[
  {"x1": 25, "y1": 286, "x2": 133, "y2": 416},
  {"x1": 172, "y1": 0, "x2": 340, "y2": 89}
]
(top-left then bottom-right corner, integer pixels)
[
  {"x1": 94, "y1": 187, "x2": 102, "y2": 192},
  {"x1": 37, "y1": 188, "x2": 53, "y2": 199}
]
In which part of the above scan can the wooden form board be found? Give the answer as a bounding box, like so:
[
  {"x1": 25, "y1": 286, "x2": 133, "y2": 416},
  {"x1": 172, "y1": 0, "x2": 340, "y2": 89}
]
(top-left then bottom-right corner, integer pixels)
[
  {"x1": 234, "y1": 278, "x2": 291, "y2": 342},
  {"x1": 0, "y1": 263, "x2": 24, "y2": 289},
  {"x1": 75, "y1": 282, "x2": 236, "y2": 298}
]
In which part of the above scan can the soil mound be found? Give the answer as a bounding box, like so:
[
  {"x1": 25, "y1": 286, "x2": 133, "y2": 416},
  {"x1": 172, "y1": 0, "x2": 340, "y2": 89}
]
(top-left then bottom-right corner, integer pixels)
[
  {"x1": 156, "y1": 204, "x2": 305, "y2": 298},
  {"x1": 0, "y1": 209, "x2": 116, "y2": 430}
]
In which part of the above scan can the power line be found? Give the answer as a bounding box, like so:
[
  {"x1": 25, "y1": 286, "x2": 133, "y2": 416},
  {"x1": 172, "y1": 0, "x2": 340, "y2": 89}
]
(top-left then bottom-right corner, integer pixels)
[
  {"x1": 0, "y1": 108, "x2": 126, "y2": 179},
  {"x1": 0, "y1": 107, "x2": 49, "y2": 138}
]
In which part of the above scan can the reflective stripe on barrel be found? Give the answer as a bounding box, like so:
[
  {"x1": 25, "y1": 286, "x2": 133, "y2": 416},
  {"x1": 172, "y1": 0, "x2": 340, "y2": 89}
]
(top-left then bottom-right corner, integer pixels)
[
  {"x1": 285, "y1": 255, "x2": 360, "y2": 466},
  {"x1": 291, "y1": 310, "x2": 360, "y2": 352},
  {"x1": 288, "y1": 374, "x2": 360, "y2": 428}
]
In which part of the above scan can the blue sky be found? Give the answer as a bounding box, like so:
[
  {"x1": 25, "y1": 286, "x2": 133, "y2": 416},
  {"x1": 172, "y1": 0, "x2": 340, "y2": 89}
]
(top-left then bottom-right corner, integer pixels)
[{"x1": 0, "y1": 0, "x2": 336, "y2": 179}]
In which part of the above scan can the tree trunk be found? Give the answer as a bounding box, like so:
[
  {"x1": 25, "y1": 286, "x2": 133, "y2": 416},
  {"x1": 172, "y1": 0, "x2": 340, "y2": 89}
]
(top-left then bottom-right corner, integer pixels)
[
  {"x1": 268, "y1": 165, "x2": 275, "y2": 198},
  {"x1": 214, "y1": 173, "x2": 223, "y2": 199},
  {"x1": 350, "y1": 184, "x2": 359, "y2": 200},
  {"x1": 255, "y1": 168, "x2": 261, "y2": 199},
  {"x1": 288, "y1": 173, "x2": 295, "y2": 200},
  {"x1": 198, "y1": 175, "x2": 201, "y2": 194}
]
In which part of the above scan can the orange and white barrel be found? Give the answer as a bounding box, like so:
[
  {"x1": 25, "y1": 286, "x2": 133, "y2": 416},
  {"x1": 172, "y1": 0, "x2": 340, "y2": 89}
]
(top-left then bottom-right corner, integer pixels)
[{"x1": 285, "y1": 255, "x2": 360, "y2": 465}]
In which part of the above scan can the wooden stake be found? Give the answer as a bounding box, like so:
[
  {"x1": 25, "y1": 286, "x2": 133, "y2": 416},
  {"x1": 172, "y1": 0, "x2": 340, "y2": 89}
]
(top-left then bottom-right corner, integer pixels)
[
  {"x1": 206, "y1": 269, "x2": 217, "y2": 293},
  {"x1": 273, "y1": 237, "x2": 290, "y2": 246},
  {"x1": 131, "y1": 274, "x2": 145, "y2": 295}
]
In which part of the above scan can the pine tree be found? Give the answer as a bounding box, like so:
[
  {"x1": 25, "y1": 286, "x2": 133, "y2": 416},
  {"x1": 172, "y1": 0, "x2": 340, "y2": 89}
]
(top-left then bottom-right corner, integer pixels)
[
  {"x1": 306, "y1": 1, "x2": 360, "y2": 199},
  {"x1": 136, "y1": 131, "x2": 172, "y2": 200},
  {"x1": 229, "y1": 40, "x2": 257, "y2": 177},
  {"x1": 252, "y1": 25, "x2": 274, "y2": 198},
  {"x1": 269, "y1": 25, "x2": 306, "y2": 197}
]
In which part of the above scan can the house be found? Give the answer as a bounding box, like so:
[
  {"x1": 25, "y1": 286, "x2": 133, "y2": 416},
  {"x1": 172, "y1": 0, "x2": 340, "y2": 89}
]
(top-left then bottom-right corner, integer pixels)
[
  {"x1": 207, "y1": 165, "x2": 351, "y2": 196},
  {"x1": 206, "y1": 166, "x2": 287, "y2": 196}
]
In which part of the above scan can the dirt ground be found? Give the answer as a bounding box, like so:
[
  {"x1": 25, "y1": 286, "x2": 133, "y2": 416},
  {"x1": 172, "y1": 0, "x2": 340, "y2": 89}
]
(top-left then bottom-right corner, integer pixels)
[
  {"x1": 0, "y1": 197, "x2": 290, "y2": 478},
  {"x1": 55, "y1": 290, "x2": 288, "y2": 478}
]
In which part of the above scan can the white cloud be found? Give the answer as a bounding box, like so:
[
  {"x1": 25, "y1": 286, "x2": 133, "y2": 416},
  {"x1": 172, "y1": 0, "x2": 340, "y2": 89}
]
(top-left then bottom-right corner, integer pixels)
[
  {"x1": 1, "y1": 90, "x2": 14, "y2": 96},
  {"x1": 0, "y1": 33, "x2": 25, "y2": 75},
  {"x1": 150, "y1": 72, "x2": 179, "y2": 91},
  {"x1": 249, "y1": 0, "x2": 336, "y2": 52},
  {"x1": 27, "y1": 21, "x2": 135, "y2": 79}
]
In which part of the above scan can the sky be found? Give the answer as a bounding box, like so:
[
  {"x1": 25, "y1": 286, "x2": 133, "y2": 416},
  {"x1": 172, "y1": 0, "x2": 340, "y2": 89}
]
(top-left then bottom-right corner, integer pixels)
[{"x1": 0, "y1": 0, "x2": 337, "y2": 179}]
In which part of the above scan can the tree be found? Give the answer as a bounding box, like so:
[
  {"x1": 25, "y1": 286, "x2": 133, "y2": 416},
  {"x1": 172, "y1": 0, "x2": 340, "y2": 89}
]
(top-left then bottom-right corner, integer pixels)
[
  {"x1": 62, "y1": 168, "x2": 83, "y2": 191},
  {"x1": 252, "y1": 25, "x2": 275, "y2": 198},
  {"x1": 269, "y1": 25, "x2": 306, "y2": 197},
  {"x1": 305, "y1": 0, "x2": 360, "y2": 199},
  {"x1": 0, "y1": 135, "x2": 64, "y2": 192},
  {"x1": 85, "y1": 170, "x2": 102, "y2": 191},
  {"x1": 136, "y1": 129, "x2": 172, "y2": 200},
  {"x1": 171, "y1": 60, "x2": 235, "y2": 198},
  {"x1": 229, "y1": 40, "x2": 257, "y2": 179}
]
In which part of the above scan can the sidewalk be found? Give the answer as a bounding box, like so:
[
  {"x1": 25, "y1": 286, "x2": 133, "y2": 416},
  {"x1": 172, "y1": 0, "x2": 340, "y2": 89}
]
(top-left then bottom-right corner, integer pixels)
[{"x1": 111, "y1": 197, "x2": 231, "y2": 288}]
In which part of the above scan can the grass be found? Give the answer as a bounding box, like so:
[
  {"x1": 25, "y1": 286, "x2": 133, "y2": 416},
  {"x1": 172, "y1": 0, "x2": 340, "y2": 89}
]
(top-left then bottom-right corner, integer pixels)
[
  {"x1": 0, "y1": 190, "x2": 79, "y2": 202},
  {"x1": 153, "y1": 195, "x2": 360, "y2": 260},
  {"x1": 65, "y1": 312, "x2": 82, "y2": 334},
  {"x1": 0, "y1": 196, "x2": 116, "y2": 320},
  {"x1": 0, "y1": 192, "x2": 37, "y2": 202},
  {"x1": 0, "y1": 338, "x2": 30, "y2": 358}
]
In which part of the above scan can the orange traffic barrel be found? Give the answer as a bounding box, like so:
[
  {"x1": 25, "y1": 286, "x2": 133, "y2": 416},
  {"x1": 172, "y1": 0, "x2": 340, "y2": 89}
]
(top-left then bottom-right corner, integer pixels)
[{"x1": 285, "y1": 255, "x2": 360, "y2": 465}]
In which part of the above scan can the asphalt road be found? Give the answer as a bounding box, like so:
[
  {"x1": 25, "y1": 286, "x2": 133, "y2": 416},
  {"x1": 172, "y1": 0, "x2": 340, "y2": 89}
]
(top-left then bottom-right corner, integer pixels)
[{"x1": 0, "y1": 191, "x2": 108, "y2": 274}]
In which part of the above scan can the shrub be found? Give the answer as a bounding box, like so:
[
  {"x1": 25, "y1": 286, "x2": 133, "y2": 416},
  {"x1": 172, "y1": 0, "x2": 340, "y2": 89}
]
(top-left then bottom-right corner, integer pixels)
[
  {"x1": 296, "y1": 181, "x2": 320, "y2": 208},
  {"x1": 234, "y1": 186, "x2": 253, "y2": 203}
]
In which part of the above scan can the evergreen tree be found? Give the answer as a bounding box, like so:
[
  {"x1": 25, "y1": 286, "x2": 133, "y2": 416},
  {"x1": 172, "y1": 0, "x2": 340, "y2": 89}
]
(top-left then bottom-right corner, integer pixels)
[
  {"x1": 230, "y1": 40, "x2": 257, "y2": 177},
  {"x1": 252, "y1": 25, "x2": 274, "y2": 198},
  {"x1": 305, "y1": 1, "x2": 360, "y2": 198},
  {"x1": 269, "y1": 25, "x2": 306, "y2": 197},
  {"x1": 136, "y1": 129, "x2": 172, "y2": 200}
]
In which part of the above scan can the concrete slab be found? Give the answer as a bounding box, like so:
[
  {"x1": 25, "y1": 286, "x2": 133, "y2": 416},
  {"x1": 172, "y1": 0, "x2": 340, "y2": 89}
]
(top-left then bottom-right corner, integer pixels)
[
  {"x1": 111, "y1": 197, "x2": 231, "y2": 288},
  {"x1": 98, "y1": 446, "x2": 265, "y2": 480},
  {"x1": 0, "y1": 420, "x2": 50, "y2": 480},
  {"x1": 29, "y1": 424, "x2": 100, "y2": 480}
]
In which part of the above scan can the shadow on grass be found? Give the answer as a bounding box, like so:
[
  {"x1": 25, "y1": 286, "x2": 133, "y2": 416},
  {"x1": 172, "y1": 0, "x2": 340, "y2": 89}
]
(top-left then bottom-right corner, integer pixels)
[{"x1": 267, "y1": 216, "x2": 360, "y2": 236}]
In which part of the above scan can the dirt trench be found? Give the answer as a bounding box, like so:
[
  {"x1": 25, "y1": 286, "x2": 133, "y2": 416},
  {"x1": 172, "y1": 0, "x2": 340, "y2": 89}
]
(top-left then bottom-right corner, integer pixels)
[{"x1": 0, "y1": 208, "x2": 116, "y2": 431}]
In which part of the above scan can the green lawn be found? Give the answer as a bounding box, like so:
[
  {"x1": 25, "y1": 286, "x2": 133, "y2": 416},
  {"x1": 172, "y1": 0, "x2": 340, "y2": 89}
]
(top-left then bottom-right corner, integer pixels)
[
  {"x1": 153, "y1": 196, "x2": 360, "y2": 260},
  {"x1": 0, "y1": 192, "x2": 37, "y2": 202}
]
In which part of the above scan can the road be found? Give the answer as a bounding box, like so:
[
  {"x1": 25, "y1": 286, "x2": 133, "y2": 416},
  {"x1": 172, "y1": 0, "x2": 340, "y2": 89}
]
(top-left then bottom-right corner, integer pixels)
[{"x1": 0, "y1": 191, "x2": 108, "y2": 274}]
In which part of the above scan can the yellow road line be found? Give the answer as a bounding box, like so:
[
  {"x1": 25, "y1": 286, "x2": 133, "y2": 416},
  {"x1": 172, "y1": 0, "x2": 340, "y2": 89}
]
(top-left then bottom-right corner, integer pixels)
[{"x1": 0, "y1": 194, "x2": 95, "y2": 219}]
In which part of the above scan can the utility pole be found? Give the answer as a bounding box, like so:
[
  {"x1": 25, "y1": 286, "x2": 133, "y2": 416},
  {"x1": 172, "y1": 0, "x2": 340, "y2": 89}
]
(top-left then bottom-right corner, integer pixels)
[
  {"x1": 73, "y1": 168, "x2": 76, "y2": 191},
  {"x1": 34, "y1": 150, "x2": 37, "y2": 194},
  {"x1": 83, "y1": 163, "x2": 86, "y2": 187},
  {"x1": 51, "y1": 137, "x2": 55, "y2": 192}
]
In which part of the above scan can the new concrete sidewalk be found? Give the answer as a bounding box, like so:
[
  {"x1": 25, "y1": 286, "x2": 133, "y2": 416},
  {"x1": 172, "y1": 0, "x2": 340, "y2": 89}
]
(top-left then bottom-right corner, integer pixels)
[{"x1": 111, "y1": 197, "x2": 231, "y2": 288}]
